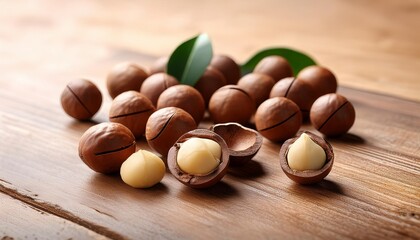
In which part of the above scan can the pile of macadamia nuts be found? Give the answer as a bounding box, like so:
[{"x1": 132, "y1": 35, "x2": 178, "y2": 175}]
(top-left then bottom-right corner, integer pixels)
[{"x1": 61, "y1": 54, "x2": 355, "y2": 188}]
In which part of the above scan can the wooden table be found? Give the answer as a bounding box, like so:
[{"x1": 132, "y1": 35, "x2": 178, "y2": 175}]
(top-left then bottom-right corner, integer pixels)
[{"x1": 1, "y1": 1, "x2": 419, "y2": 239}]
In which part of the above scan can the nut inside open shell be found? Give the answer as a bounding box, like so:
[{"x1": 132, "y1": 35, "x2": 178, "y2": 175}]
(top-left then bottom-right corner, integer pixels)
[
  {"x1": 210, "y1": 122, "x2": 263, "y2": 166},
  {"x1": 168, "y1": 129, "x2": 230, "y2": 188},
  {"x1": 279, "y1": 131, "x2": 334, "y2": 184}
]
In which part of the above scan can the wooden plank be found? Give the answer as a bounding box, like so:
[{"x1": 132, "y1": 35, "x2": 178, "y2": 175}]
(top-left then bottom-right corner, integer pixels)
[
  {"x1": 0, "y1": 0, "x2": 419, "y2": 239},
  {"x1": 0, "y1": 0, "x2": 420, "y2": 101},
  {"x1": 0, "y1": 65, "x2": 419, "y2": 238},
  {"x1": 0, "y1": 192, "x2": 110, "y2": 239}
]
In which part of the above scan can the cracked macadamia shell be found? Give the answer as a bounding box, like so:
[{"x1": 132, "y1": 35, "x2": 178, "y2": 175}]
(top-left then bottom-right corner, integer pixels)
[
  {"x1": 78, "y1": 122, "x2": 136, "y2": 174},
  {"x1": 168, "y1": 129, "x2": 230, "y2": 188},
  {"x1": 280, "y1": 131, "x2": 334, "y2": 184},
  {"x1": 210, "y1": 122, "x2": 263, "y2": 166}
]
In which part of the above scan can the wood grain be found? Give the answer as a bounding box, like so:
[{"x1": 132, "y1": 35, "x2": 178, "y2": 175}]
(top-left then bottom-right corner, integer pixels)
[
  {"x1": 0, "y1": 59, "x2": 419, "y2": 239},
  {"x1": 1, "y1": 0, "x2": 419, "y2": 101},
  {"x1": 0, "y1": 192, "x2": 110, "y2": 239},
  {"x1": 0, "y1": 0, "x2": 419, "y2": 239}
]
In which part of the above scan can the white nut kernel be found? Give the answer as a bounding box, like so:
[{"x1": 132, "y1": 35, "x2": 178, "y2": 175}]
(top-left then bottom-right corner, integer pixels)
[
  {"x1": 120, "y1": 150, "x2": 165, "y2": 188},
  {"x1": 200, "y1": 138, "x2": 222, "y2": 160},
  {"x1": 177, "y1": 137, "x2": 221, "y2": 175},
  {"x1": 287, "y1": 133, "x2": 326, "y2": 171}
]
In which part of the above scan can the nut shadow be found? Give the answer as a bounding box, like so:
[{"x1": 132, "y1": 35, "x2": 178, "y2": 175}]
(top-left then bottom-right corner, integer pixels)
[
  {"x1": 201, "y1": 111, "x2": 212, "y2": 122},
  {"x1": 327, "y1": 133, "x2": 365, "y2": 145},
  {"x1": 228, "y1": 159, "x2": 266, "y2": 180},
  {"x1": 242, "y1": 121, "x2": 256, "y2": 130},
  {"x1": 177, "y1": 181, "x2": 239, "y2": 200},
  {"x1": 301, "y1": 117, "x2": 312, "y2": 125},
  {"x1": 136, "y1": 182, "x2": 169, "y2": 195},
  {"x1": 318, "y1": 179, "x2": 345, "y2": 195},
  {"x1": 288, "y1": 179, "x2": 345, "y2": 199},
  {"x1": 86, "y1": 172, "x2": 169, "y2": 200}
]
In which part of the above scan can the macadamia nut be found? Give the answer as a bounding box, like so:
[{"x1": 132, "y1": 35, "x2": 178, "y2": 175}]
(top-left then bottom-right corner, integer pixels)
[
  {"x1": 120, "y1": 150, "x2": 165, "y2": 188},
  {"x1": 253, "y1": 56, "x2": 293, "y2": 81},
  {"x1": 177, "y1": 138, "x2": 221, "y2": 175},
  {"x1": 287, "y1": 133, "x2": 326, "y2": 171},
  {"x1": 61, "y1": 79, "x2": 102, "y2": 120},
  {"x1": 210, "y1": 55, "x2": 241, "y2": 85},
  {"x1": 107, "y1": 62, "x2": 148, "y2": 99},
  {"x1": 78, "y1": 122, "x2": 136, "y2": 174},
  {"x1": 209, "y1": 85, "x2": 255, "y2": 124},
  {"x1": 145, "y1": 107, "x2": 197, "y2": 157},
  {"x1": 297, "y1": 66, "x2": 337, "y2": 98},
  {"x1": 310, "y1": 93, "x2": 355, "y2": 137}
]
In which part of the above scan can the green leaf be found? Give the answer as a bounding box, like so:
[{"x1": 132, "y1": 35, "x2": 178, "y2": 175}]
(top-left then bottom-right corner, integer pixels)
[
  {"x1": 167, "y1": 33, "x2": 213, "y2": 86},
  {"x1": 240, "y1": 48, "x2": 317, "y2": 76}
]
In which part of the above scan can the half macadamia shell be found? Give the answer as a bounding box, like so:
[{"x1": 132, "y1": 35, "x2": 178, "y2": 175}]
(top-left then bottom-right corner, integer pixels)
[
  {"x1": 168, "y1": 129, "x2": 230, "y2": 188},
  {"x1": 210, "y1": 122, "x2": 263, "y2": 166},
  {"x1": 279, "y1": 131, "x2": 334, "y2": 184}
]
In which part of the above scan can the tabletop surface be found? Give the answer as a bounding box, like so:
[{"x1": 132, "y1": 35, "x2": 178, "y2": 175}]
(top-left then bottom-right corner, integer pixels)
[{"x1": 1, "y1": 1, "x2": 419, "y2": 239}]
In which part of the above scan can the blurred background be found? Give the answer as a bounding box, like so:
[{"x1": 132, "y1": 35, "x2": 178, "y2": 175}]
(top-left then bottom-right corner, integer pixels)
[{"x1": 0, "y1": 0, "x2": 419, "y2": 101}]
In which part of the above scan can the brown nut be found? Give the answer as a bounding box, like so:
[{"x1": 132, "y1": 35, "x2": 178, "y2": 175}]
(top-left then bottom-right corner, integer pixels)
[
  {"x1": 269, "y1": 77, "x2": 318, "y2": 119},
  {"x1": 297, "y1": 66, "x2": 337, "y2": 98},
  {"x1": 78, "y1": 122, "x2": 136, "y2": 174},
  {"x1": 157, "y1": 85, "x2": 205, "y2": 124},
  {"x1": 253, "y1": 56, "x2": 293, "y2": 82},
  {"x1": 109, "y1": 91, "x2": 155, "y2": 138},
  {"x1": 60, "y1": 79, "x2": 102, "y2": 121},
  {"x1": 237, "y1": 73, "x2": 275, "y2": 106},
  {"x1": 255, "y1": 97, "x2": 302, "y2": 142},
  {"x1": 210, "y1": 122, "x2": 263, "y2": 166},
  {"x1": 168, "y1": 129, "x2": 230, "y2": 188},
  {"x1": 280, "y1": 131, "x2": 334, "y2": 184},
  {"x1": 210, "y1": 55, "x2": 241, "y2": 85},
  {"x1": 106, "y1": 62, "x2": 149, "y2": 99},
  {"x1": 140, "y1": 73, "x2": 179, "y2": 107},
  {"x1": 145, "y1": 107, "x2": 197, "y2": 157},
  {"x1": 149, "y1": 56, "x2": 169, "y2": 75},
  {"x1": 310, "y1": 93, "x2": 356, "y2": 137},
  {"x1": 208, "y1": 85, "x2": 255, "y2": 125},
  {"x1": 194, "y1": 67, "x2": 227, "y2": 107}
]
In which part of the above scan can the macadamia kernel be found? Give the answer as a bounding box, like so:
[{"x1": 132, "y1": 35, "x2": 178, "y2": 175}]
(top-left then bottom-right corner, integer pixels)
[
  {"x1": 287, "y1": 133, "x2": 326, "y2": 171},
  {"x1": 120, "y1": 150, "x2": 165, "y2": 188},
  {"x1": 177, "y1": 138, "x2": 221, "y2": 175}
]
